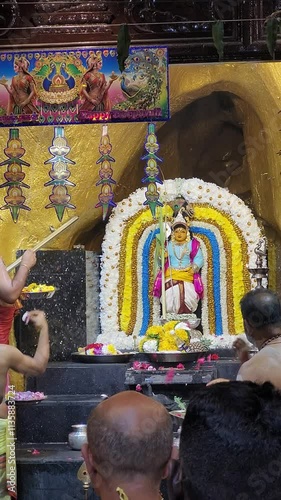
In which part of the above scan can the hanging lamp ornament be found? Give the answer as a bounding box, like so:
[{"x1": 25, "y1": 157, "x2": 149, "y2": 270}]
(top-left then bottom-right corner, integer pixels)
[
  {"x1": 44, "y1": 126, "x2": 76, "y2": 222},
  {"x1": 95, "y1": 125, "x2": 117, "y2": 221},
  {"x1": 0, "y1": 128, "x2": 31, "y2": 223},
  {"x1": 212, "y1": 20, "x2": 224, "y2": 61},
  {"x1": 265, "y1": 15, "x2": 280, "y2": 59},
  {"x1": 117, "y1": 24, "x2": 131, "y2": 72},
  {"x1": 141, "y1": 123, "x2": 163, "y2": 217}
]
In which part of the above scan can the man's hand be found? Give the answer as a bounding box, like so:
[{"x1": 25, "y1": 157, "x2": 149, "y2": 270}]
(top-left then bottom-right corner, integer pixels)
[
  {"x1": 24, "y1": 310, "x2": 47, "y2": 330},
  {"x1": 21, "y1": 250, "x2": 36, "y2": 271},
  {"x1": 233, "y1": 338, "x2": 251, "y2": 364},
  {"x1": 206, "y1": 378, "x2": 230, "y2": 387}
]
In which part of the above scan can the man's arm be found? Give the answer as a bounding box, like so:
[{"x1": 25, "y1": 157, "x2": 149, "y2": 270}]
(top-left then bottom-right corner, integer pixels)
[
  {"x1": 0, "y1": 250, "x2": 36, "y2": 303},
  {"x1": 8, "y1": 310, "x2": 49, "y2": 376}
]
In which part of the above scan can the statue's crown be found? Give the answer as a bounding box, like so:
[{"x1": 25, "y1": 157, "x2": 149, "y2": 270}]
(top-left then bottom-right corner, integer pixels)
[{"x1": 171, "y1": 212, "x2": 189, "y2": 230}]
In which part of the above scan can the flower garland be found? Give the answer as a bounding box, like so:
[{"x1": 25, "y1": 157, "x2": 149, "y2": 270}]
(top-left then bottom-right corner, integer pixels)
[
  {"x1": 134, "y1": 225, "x2": 157, "y2": 337},
  {"x1": 192, "y1": 225, "x2": 228, "y2": 335},
  {"x1": 193, "y1": 206, "x2": 249, "y2": 333},
  {"x1": 195, "y1": 236, "x2": 210, "y2": 335},
  {"x1": 98, "y1": 178, "x2": 264, "y2": 347}
]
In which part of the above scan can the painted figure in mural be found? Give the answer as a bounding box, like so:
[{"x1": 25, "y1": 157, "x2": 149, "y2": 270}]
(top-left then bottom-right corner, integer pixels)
[
  {"x1": 0, "y1": 56, "x2": 39, "y2": 115},
  {"x1": 153, "y1": 211, "x2": 204, "y2": 314},
  {"x1": 115, "y1": 48, "x2": 166, "y2": 111},
  {"x1": 79, "y1": 53, "x2": 117, "y2": 112}
]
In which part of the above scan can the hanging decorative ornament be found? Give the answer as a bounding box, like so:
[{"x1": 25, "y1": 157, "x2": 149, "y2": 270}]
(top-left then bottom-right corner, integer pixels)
[
  {"x1": 212, "y1": 20, "x2": 224, "y2": 61},
  {"x1": 95, "y1": 125, "x2": 116, "y2": 221},
  {"x1": 44, "y1": 126, "x2": 76, "y2": 222},
  {"x1": 0, "y1": 128, "x2": 31, "y2": 223},
  {"x1": 141, "y1": 123, "x2": 163, "y2": 217}
]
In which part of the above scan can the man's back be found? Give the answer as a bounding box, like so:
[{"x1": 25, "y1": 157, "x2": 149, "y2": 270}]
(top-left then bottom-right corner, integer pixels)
[{"x1": 237, "y1": 344, "x2": 281, "y2": 389}]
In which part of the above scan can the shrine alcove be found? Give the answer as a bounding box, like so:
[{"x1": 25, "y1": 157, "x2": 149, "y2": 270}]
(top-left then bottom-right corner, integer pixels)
[{"x1": 75, "y1": 90, "x2": 254, "y2": 252}]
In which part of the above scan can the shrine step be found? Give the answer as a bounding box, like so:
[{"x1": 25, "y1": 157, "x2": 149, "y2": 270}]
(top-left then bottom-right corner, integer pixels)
[
  {"x1": 26, "y1": 361, "x2": 128, "y2": 395},
  {"x1": 16, "y1": 443, "x2": 97, "y2": 500},
  {"x1": 16, "y1": 395, "x2": 103, "y2": 444},
  {"x1": 16, "y1": 443, "x2": 169, "y2": 500}
]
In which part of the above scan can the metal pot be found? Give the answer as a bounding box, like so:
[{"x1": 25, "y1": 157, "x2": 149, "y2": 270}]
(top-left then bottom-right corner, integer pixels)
[{"x1": 68, "y1": 424, "x2": 87, "y2": 450}]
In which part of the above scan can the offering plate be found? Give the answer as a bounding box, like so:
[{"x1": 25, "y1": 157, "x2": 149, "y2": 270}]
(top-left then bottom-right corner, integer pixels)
[
  {"x1": 146, "y1": 351, "x2": 208, "y2": 363},
  {"x1": 71, "y1": 353, "x2": 134, "y2": 364},
  {"x1": 21, "y1": 289, "x2": 57, "y2": 300}
]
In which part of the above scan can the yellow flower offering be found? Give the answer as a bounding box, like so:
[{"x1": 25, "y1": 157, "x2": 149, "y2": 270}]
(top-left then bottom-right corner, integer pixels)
[
  {"x1": 163, "y1": 321, "x2": 179, "y2": 331},
  {"x1": 22, "y1": 282, "x2": 55, "y2": 293},
  {"x1": 106, "y1": 344, "x2": 117, "y2": 355},
  {"x1": 140, "y1": 322, "x2": 191, "y2": 352},
  {"x1": 145, "y1": 325, "x2": 164, "y2": 337}
]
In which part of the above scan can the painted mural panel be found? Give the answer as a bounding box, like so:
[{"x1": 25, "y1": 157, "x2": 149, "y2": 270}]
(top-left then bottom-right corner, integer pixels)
[{"x1": 0, "y1": 47, "x2": 169, "y2": 126}]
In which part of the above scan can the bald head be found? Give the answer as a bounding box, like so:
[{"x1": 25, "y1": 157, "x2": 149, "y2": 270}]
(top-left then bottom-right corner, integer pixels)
[
  {"x1": 240, "y1": 289, "x2": 281, "y2": 336},
  {"x1": 91, "y1": 391, "x2": 168, "y2": 435},
  {"x1": 87, "y1": 391, "x2": 173, "y2": 483}
]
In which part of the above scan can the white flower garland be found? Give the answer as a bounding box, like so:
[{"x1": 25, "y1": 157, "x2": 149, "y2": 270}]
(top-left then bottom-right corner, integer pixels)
[{"x1": 99, "y1": 178, "x2": 264, "y2": 344}]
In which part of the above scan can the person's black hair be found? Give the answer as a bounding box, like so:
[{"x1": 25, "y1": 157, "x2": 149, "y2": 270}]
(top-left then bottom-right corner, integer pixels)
[
  {"x1": 240, "y1": 288, "x2": 281, "y2": 329},
  {"x1": 180, "y1": 381, "x2": 281, "y2": 500},
  {"x1": 173, "y1": 223, "x2": 187, "y2": 230}
]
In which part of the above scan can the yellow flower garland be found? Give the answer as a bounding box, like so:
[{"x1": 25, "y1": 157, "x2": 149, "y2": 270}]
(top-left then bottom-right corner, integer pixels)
[
  {"x1": 194, "y1": 205, "x2": 248, "y2": 333},
  {"x1": 119, "y1": 202, "x2": 251, "y2": 336}
]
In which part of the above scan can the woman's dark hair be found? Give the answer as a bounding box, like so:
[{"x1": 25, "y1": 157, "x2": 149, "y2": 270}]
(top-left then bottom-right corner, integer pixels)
[{"x1": 180, "y1": 381, "x2": 281, "y2": 500}]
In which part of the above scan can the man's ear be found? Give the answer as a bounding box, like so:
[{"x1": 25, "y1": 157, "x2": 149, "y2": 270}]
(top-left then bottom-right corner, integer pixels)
[
  {"x1": 165, "y1": 457, "x2": 183, "y2": 500},
  {"x1": 81, "y1": 444, "x2": 102, "y2": 490},
  {"x1": 162, "y1": 451, "x2": 180, "y2": 479},
  {"x1": 81, "y1": 444, "x2": 93, "y2": 475},
  {"x1": 243, "y1": 319, "x2": 250, "y2": 334}
]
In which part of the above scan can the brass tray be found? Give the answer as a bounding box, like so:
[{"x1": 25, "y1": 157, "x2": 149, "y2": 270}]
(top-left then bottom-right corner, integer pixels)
[
  {"x1": 71, "y1": 353, "x2": 134, "y2": 364},
  {"x1": 146, "y1": 352, "x2": 208, "y2": 363}
]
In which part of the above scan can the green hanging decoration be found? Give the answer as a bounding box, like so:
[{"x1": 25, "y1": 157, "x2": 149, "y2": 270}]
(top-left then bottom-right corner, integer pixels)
[
  {"x1": 212, "y1": 20, "x2": 224, "y2": 61},
  {"x1": 44, "y1": 126, "x2": 76, "y2": 222},
  {"x1": 117, "y1": 24, "x2": 131, "y2": 72},
  {"x1": 265, "y1": 17, "x2": 279, "y2": 59},
  {"x1": 141, "y1": 123, "x2": 163, "y2": 217},
  {"x1": 0, "y1": 128, "x2": 31, "y2": 223}
]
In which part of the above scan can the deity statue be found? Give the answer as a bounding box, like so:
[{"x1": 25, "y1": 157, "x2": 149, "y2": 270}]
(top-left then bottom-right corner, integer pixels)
[{"x1": 153, "y1": 211, "x2": 204, "y2": 315}]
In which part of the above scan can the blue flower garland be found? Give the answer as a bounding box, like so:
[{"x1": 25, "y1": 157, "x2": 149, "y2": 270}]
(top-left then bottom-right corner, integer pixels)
[{"x1": 140, "y1": 228, "x2": 159, "y2": 336}]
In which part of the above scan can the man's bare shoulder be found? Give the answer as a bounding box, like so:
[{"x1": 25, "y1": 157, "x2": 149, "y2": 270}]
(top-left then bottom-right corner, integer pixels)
[{"x1": 238, "y1": 348, "x2": 281, "y2": 383}]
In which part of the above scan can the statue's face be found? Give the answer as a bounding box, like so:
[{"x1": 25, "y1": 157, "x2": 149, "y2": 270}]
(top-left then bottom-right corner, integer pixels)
[{"x1": 173, "y1": 226, "x2": 187, "y2": 243}]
